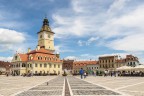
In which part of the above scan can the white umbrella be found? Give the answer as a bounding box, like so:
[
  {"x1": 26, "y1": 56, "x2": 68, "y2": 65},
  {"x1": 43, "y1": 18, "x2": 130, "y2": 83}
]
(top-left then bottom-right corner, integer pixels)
[
  {"x1": 133, "y1": 65, "x2": 144, "y2": 71},
  {"x1": 116, "y1": 66, "x2": 133, "y2": 71}
]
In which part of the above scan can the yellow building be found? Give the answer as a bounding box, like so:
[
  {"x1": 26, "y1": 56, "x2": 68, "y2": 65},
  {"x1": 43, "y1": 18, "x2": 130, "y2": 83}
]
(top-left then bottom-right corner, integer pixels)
[
  {"x1": 11, "y1": 18, "x2": 62, "y2": 76},
  {"x1": 99, "y1": 55, "x2": 118, "y2": 71}
]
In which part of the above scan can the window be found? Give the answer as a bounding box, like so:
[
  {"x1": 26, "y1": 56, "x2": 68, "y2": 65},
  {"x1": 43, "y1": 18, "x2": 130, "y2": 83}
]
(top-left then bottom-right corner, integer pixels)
[
  {"x1": 54, "y1": 64, "x2": 56, "y2": 68},
  {"x1": 22, "y1": 63, "x2": 26, "y2": 67},
  {"x1": 35, "y1": 63, "x2": 37, "y2": 67},
  {"x1": 40, "y1": 35, "x2": 42, "y2": 38},
  {"x1": 44, "y1": 64, "x2": 47, "y2": 68},
  {"x1": 30, "y1": 64, "x2": 32, "y2": 67},
  {"x1": 35, "y1": 71, "x2": 37, "y2": 74},
  {"x1": 58, "y1": 65, "x2": 60, "y2": 68},
  {"x1": 27, "y1": 64, "x2": 29, "y2": 68},
  {"x1": 49, "y1": 64, "x2": 51, "y2": 68},
  {"x1": 40, "y1": 64, "x2": 42, "y2": 67}
]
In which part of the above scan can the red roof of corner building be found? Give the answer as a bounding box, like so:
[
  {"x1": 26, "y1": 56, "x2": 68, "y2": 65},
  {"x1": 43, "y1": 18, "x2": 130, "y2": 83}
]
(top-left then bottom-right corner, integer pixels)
[
  {"x1": 18, "y1": 49, "x2": 62, "y2": 63},
  {"x1": 116, "y1": 59, "x2": 126, "y2": 63},
  {"x1": 18, "y1": 54, "x2": 28, "y2": 61},
  {"x1": 74, "y1": 61, "x2": 98, "y2": 65}
]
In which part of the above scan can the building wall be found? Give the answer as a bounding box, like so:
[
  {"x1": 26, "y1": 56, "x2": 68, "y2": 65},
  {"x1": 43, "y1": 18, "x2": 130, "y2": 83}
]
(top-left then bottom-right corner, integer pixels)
[
  {"x1": 62, "y1": 60, "x2": 74, "y2": 70},
  {"x1": 99, "y1": 56, "x2": 118, "y2": 71},
  {"x1": 11, "y1": 61, "x2": 62, "y2": 75}
]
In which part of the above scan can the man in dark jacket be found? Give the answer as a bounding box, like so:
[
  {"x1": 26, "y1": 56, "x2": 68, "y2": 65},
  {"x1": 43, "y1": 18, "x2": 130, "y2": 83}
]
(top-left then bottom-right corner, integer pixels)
[{"x1": 79, "y1": 68, "x2": 84, "y2": 79}]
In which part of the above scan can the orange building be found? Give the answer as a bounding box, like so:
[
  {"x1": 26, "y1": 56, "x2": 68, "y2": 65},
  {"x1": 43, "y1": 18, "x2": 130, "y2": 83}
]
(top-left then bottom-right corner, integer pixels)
[{"x1": 73, "y1": 61, "x2": 98, "y2": 73}]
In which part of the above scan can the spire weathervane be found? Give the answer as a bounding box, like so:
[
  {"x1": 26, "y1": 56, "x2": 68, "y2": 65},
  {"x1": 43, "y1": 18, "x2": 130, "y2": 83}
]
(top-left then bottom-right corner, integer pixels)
[{"x1": 43, "y1": 14, "x2": 49, "y2": 26}]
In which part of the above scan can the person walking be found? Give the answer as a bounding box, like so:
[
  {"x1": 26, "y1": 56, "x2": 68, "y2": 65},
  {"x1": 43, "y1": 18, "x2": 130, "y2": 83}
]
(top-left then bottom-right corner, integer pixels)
[
  {"x1": 79, "y1": 68, "x2": 84, "y2": 79},
  {"x1": 84, "y1": 72, "x2": 87, "y2": 79}
]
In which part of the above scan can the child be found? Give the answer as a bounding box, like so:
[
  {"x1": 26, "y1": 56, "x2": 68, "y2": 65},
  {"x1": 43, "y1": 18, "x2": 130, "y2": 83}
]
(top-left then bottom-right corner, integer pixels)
[{"x1": 84, "y1": 72, "x2": 87, "y2": 78}]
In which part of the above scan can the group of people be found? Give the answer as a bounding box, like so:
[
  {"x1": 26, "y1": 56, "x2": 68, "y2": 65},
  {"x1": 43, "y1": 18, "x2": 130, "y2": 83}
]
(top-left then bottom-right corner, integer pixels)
[{"x1": 79, "y1": 68, "x2": 87, "y2": 79}]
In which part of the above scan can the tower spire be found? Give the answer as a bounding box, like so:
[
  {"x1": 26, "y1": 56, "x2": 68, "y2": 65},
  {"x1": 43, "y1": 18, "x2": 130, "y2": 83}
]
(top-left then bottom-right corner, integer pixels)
[{"x1": 43, "y1": 17, "x2": 49, "y2": 26}]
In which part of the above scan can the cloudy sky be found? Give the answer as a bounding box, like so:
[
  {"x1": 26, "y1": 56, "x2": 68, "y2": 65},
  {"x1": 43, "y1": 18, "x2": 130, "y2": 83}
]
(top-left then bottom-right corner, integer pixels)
[{"x1": 0, "y1": 0, "x2": 144, "y2": 62}]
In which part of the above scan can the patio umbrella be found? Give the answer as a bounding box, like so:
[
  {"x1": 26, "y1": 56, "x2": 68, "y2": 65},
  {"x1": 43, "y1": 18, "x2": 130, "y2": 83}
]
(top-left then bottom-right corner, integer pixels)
[
  {"x1": 133, "y1": 65, "x2": 144, "y2": 71},
  {"x1": 116, "y1": 66, "x2": 133, "y2": 71}
]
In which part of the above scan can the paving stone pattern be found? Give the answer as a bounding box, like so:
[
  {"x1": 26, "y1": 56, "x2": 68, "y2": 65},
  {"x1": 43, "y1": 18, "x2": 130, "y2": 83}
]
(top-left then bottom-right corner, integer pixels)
[
  {"x1": 16, "y1": 76, "x2": 64, "y2": 96},
  {"x1": 65, "y1": 78, "x2": 71, "y2": 96},
  {"x1": 67, "y1": 77, "x2": 121, "y2": 95}
]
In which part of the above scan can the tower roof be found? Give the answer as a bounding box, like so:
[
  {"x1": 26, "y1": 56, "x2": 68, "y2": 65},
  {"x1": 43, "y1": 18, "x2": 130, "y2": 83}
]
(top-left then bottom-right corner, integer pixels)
[{"x1": 38, "y1": 17, "x2": 54, "y2": 34}]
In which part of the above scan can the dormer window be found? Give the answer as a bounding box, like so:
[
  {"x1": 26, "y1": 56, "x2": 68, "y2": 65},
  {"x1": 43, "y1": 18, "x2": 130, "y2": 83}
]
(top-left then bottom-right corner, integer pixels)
[{"x1": 15, "y1": 56, "x2": 17, "y2": 60}]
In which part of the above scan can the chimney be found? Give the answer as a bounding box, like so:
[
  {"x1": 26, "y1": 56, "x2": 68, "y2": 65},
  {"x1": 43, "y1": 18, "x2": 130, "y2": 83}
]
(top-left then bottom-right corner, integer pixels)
[
  {"x1": 56, "y1": 52, "x2": 60, "y2": 58},
  {"x1": 28, "y1": 48, "x2": 31, "y2": 53},
  {"x1": 37, "y1": 45, "x2": 40, "y2": 50}
]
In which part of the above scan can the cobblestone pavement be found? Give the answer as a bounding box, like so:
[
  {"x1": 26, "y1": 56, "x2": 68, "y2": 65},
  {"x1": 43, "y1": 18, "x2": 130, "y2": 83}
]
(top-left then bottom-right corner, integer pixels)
[
  {"x1": 1, "y1": 76, "x2": 142, "y2": 96},
  {"x1": 83, "y1": 76, "x2": 144, "y2": 96},
  {"x1": 67, "y1": 76, "x2": 125, "y2": 96},
  {"x1": 16, "y1": 76, "x2": 65, "y2": 96},
  {"x1": 0, "y1": 76, "x2": 57, "y2": 96}
]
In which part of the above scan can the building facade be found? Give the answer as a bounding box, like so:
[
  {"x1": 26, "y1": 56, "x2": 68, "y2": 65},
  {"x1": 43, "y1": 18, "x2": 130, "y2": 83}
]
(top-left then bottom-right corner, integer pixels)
[
  {"x1": 73, "y1": 61, "x2": 98, "y2": 74},
  {"x1": 99, "y1": 55, "x2": 118, "y2": 71},
  {"x1": 0, "y1": 61, "x2": 11, "y2": 75},
  {"x1": 11, "y1": 18, "x2": 62, "y2": 76},
  {"x1": 62, "y1": 60, "x2": 74, "y2": 70},
  {"x1": 99, "y1": 55, "x2": 140, "y2": 71}
]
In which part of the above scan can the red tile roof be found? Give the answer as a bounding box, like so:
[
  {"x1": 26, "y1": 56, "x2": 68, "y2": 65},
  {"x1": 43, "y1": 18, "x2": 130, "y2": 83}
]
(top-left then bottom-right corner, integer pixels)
[
  {"x1": 16, "y1": 48, "x2": 62, "y2": 63},
  {"x1": 27, "y1": 48, "x2": 53, "y2": 55}
]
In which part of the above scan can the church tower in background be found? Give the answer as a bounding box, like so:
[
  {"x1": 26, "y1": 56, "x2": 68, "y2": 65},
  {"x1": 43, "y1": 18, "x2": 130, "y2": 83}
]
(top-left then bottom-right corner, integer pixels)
[{"x1": 37, "y1": 18, "x2": 55, "y2": 52}]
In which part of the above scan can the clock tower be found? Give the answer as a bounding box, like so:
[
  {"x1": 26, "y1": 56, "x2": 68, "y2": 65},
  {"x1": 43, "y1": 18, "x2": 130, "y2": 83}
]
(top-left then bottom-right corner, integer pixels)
[{"x1": 37, "y1": 18, "x2": 55, "y2": 52}]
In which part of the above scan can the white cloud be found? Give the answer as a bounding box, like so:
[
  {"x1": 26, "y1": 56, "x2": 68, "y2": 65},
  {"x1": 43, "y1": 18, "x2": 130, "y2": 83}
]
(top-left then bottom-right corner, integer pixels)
[
  {"x1": 52, "y1": 0, "x2": 144, "y2": 51},
  {"x1": 98, "y1": 53, "x2": 129, "y2": 58},
  {"x1": 108, "y1": 0, "x2": 129, "y2": 13},
  {"x1": 0, "y1": 28, "x2": 26, "y2": 52},
  {"x1": 108, "y1": 34, "x2": 144, "y2": 51},
  {"x1": 0, "y1": 28, "x2": 25, "y2": 44},
  {"x1": 0, "y1": 56, "x2": 13, "y2": 62},
  {"x1": 77, "y1": 40, "x2": 83, "y2": 46},
  {"x1": 86, "y1": 37, "x2": 99, "y2": 45},
  {"x1": 64, "y1": 56, "x2": 77, "y2": 60},
  {"x1": 55, "y1": 45, "x2": 74, "y2": 53},
  {"x1": 77, "y1": 37, "x2": 99, "y2": 46},
  {"x1": 64, "y1": 54, "x2": 97, "y2": 61}
]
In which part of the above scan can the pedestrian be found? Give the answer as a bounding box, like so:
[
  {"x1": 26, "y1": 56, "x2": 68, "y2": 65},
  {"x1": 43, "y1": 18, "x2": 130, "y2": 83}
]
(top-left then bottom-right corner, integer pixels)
[
  {"x1": 79, "y1": 68, "x2": 84, "y2": 79},
  {"x1": 84, "y1": 72, "x2": 87, "y2": 78}
]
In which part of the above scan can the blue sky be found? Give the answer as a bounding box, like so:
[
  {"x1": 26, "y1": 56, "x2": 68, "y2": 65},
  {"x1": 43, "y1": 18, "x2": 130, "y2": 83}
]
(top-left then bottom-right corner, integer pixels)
[{"x1": 0, "y1": 0, "x2": 144, "y2": 62}]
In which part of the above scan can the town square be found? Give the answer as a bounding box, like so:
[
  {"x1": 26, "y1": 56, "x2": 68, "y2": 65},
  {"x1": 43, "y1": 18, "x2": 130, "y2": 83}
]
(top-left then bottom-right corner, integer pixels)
[{"x1": 0, "y1": 0, "x2": 144, "y2": 96}]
